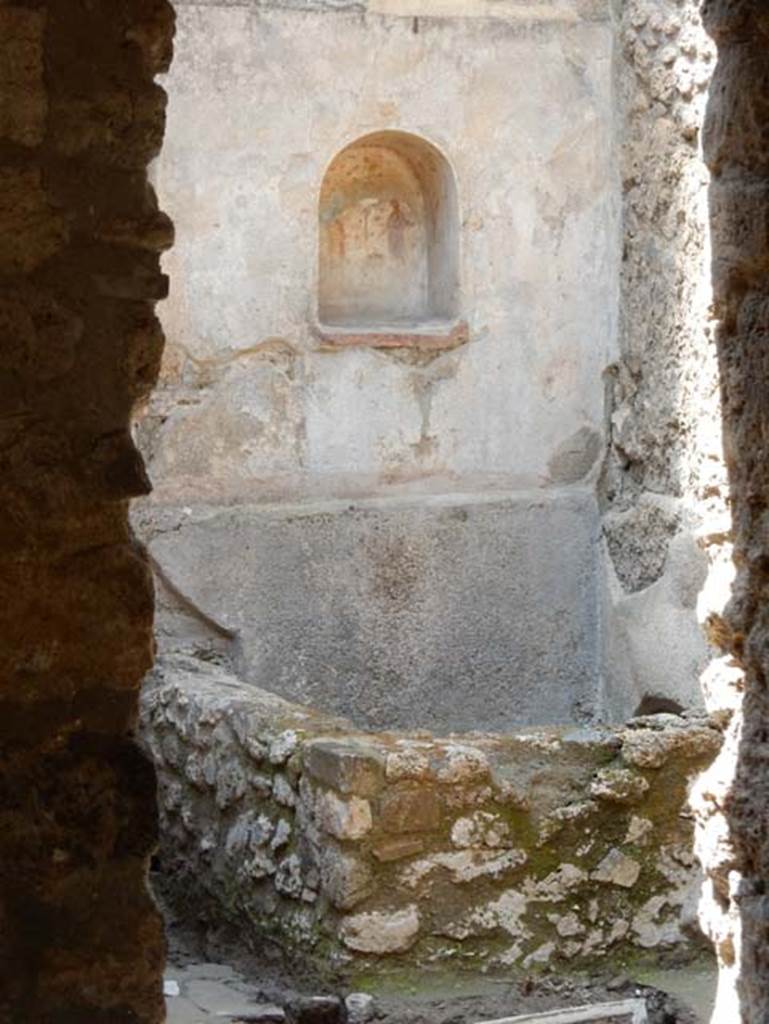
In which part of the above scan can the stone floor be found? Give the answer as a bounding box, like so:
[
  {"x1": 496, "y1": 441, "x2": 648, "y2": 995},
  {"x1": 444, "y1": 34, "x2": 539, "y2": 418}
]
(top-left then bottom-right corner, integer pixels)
[
  {"x1": 634, "y1": 966, "x2": 717, "y2": 1024},
  {"x1": 163, "y1": 957, "x2": 716, "y2": 1024},
  {"x1": 164, "y1": 961, "x2": 286, "y2": 1023}
]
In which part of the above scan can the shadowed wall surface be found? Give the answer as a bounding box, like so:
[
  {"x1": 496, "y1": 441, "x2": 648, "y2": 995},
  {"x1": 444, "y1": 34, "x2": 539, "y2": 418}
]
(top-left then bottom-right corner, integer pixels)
[
  {"x1": 694, "y1": 2, "x2": 769, "y2": 1020},
  {"x1": 0, "y1": 2, "x2": 174, "y2": 1020}
]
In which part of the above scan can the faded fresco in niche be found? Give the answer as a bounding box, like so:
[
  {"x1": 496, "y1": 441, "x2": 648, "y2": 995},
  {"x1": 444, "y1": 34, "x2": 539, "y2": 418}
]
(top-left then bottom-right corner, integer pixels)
[{"x1": 318, "y1": 130, "x2": 459, "y2": 328}]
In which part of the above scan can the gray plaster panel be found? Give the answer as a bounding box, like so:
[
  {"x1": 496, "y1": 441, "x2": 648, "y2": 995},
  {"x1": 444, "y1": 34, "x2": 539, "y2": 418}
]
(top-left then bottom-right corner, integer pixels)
[{"x1": 149, "y1": 491, "x2": 601, "y2": 732}]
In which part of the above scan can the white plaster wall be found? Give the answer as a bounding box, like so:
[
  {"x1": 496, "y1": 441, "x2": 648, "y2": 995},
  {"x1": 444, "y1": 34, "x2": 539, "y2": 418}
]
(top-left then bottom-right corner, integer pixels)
[
  {"x1": 137, "y1": 0, "x2": 626, "y2": 729},
  {"x1": 149, "y1": 0, "x2": 619, "y2": 503}
]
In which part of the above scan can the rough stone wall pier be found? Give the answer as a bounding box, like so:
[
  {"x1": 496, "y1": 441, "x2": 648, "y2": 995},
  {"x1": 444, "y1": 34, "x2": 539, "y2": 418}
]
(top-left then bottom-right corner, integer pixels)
[
  {"x1": 692, "y1": 3, "x2": 769, "y2": 1021},
  {"x1": 0, "y1": 3, "x2": 174, "y2": 1020}
]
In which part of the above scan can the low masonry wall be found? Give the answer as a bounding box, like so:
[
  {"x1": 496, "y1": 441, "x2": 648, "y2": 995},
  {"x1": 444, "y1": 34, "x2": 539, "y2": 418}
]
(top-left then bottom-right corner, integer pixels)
[{"x1": 140, "y1": 656, "x2": 722, "y2": 978}]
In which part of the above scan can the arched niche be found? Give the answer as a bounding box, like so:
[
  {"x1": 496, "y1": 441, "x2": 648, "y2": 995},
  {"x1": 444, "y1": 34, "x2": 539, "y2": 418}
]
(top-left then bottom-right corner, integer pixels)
[{"x1": 318, "y1": 131, "x2": 460, "y2": 333}]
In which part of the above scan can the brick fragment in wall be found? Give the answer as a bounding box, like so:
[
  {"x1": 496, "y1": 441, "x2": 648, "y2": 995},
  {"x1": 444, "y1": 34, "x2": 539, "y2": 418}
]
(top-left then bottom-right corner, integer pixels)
[{"x1": 372, "y1": 836, "x2": 426, "y2": 862}]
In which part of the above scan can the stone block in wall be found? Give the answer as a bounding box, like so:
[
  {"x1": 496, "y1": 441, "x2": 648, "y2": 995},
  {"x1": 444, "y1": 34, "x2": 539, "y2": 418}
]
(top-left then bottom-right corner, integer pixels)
[
  {"x1": 0, "y1": 735, "x2": 166, "y2": 1021},
  {"x1": 620, "y1": 717, "x2": 722, "y2": 769},
  {"x1": 385, "y1": 746, "x2": 433, "y2": 783},
  {"x1": 49, "y1": 84, "x2": 168, "y2": 168},
  {"x1": 400, "y1": 847, "x2": 529, "y2": 888},
  {"x1": 319, "y1": 846, "x2": 374, "y2": 910},
  {"x1": 589, "y1": 768, "x2": 650, "y2": 805},
  {"x1": 0, "y1": 288, "x2": 82, "y2": 383},
  {"x1": 275, "y1": 854, "x2": 304, "y2": 899},
  {"x1": 451, "y1": 811, "x2": 515, "y2": 849},
  {"x1": 122, "y1": 314, "x2": 165, "y2": 401},
  {"x1": 126, "y1": 0, "x2": 176, "y2": 74},
  {"x1": 1, "y1": 544, "x2": 154, "y2": 708},
  {"x1": 95, "y1": 209, "x2": 175, "y2": 253},
  {"x1": 0, "y1": 8, "x2": 46, "y2": 146},
  {"x1": 709, "y1": 179, "x2": 769, "y2": 293},
  {"x1": 0, "y1": 167, "x2": 69, "y2": 274},
  {"x1": 435, "y1": 744, "x2": 491, "y2": 785},
  {"x1": 703, "y1": 47, "x2": 769, "y2": 176},
  {"x1": 591, "y1": 850, "x2": 642, "y2": 889},
  {"x1": 340, "y1": 906, "x2": 421, "y2": 955},
  {"x1": 304, "y1": 738, "x2": 385, "y2": 797},
  {"x1": 315, "y1": 790, "x2": 373, "y2": 841},
  {"x1": 378, "y1": 784, "x2": 442, "y2": 834}
]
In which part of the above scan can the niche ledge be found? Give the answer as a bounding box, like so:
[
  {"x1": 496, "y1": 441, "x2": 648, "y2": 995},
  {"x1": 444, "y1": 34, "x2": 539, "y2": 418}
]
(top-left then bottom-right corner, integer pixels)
[{"x1": 315, "y1": 319, "x2": 469, "y2": 352}]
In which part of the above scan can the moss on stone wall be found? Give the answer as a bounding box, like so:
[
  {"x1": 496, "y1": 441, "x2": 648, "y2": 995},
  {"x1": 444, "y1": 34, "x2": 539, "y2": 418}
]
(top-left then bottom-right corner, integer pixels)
[{"x1": 142, "y1": 655, "x2": 721, "y2": 982}]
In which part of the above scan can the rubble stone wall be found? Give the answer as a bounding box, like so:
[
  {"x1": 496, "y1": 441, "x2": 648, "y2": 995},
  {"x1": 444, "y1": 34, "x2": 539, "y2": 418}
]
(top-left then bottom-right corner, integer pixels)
[
  {"x1": 0, "y1": 2, "x2": 174, "y2": 1020},
  {"x1": 142, "y1": 656, "x2": 722, "y2": 977},
  {"x1": 600, "y1": 0, "x2": 724, "y2": 721},
  {"x1": 692, "y1": 3, "x2": 769, "y2": 1022}
]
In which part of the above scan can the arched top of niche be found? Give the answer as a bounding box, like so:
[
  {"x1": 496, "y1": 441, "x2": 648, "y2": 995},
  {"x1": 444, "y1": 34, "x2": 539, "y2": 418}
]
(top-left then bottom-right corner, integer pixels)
[{"x1": 317, "y1": 130, "x2": 465, "y2": 351}]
